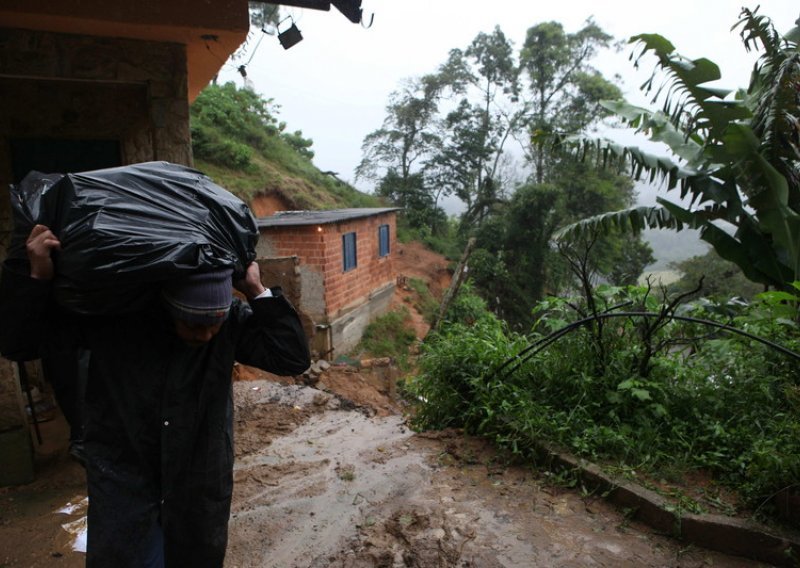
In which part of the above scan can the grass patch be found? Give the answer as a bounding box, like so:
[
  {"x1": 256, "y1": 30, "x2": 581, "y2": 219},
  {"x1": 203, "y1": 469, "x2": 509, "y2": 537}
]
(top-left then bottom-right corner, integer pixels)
[{"x1": 353, "y1": 307, "x2": 417, "y2": 365}]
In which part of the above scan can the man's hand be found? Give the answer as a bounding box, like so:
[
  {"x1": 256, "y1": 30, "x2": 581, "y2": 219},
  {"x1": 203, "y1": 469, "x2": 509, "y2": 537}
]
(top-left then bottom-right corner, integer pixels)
[
  {"x1": 26, "y1": 225, "x2": 61, "y2": 280},
  {"x1": 234, "y1": 261, "x2": 266, "y2": 300}
]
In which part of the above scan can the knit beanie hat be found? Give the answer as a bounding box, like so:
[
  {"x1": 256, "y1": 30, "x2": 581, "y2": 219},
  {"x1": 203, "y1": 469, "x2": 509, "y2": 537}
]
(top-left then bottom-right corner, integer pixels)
[{"x1": 162, "y1": 268, "x2": 234, "y2": 325}]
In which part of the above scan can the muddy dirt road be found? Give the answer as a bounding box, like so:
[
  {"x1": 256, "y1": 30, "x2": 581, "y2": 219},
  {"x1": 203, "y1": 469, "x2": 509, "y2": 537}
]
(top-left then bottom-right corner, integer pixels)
[
  {"x1": 0, "y1": 375, "x2": 769, "y2": 567},
  {"x1": 223, "y1": 379, "x2": 766, "y2": 568}
]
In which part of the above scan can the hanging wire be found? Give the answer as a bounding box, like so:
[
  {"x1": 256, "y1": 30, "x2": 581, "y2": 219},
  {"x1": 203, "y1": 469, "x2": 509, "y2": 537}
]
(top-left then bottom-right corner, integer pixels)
[
  {"x1": 234, "y1": 2, "x2": 280, "y2": 78},
  {"x1": 361, "y1": 12, "x2": 375, "y2": 29},
  {"x1": 245, "y1": 28, "x2": 267, "y2": 67}
]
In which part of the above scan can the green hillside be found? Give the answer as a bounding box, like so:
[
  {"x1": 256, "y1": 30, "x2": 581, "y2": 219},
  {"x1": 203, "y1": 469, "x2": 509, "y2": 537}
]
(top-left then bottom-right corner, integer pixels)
[{"x1": 190, "y1": 82, "x2": 381, "y2": 210}]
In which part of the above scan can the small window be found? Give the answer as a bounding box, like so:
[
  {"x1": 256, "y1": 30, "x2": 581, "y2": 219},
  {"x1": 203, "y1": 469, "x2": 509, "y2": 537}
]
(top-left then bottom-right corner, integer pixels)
[
  {"x1": 378, "y1": 224, "x2": 390, "y2": 257},
  {"x1": 342, "y1": 232, "x2": 357, "y2": 272}
]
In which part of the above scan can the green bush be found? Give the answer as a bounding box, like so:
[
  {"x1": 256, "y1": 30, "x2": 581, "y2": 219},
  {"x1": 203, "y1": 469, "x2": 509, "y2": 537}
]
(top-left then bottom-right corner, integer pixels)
[
  {"x1": 355, "y1": 308, "x2": 417, "y2": 362},
  {"x1": 409, "y1": 283, "x2": 800, "y2": 521},
  {"x1": 407, "y1": 278, "x2": 439, "y2": 324},
  {"x1": 191, "y1": 124, "x2": 253, "y2": 169},
  {"x1": 444, "y1": 281, "x2": 489, "y2": 326}
]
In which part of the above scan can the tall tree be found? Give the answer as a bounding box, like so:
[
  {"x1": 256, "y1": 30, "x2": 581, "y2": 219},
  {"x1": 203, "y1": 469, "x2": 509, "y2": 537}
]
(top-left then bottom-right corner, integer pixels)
[
  {"x1": 356, "y1": 75, "x2": 448, "y2": 231},
  {"x1": 520, "y1": 19, "x2": 621, "y2": 183},
  {"x1": 431, "y1": 27, "x2": 521, "y2": 228},
  {"x1": 358, "y1": 20, "x2": 652, "y2": 327}
]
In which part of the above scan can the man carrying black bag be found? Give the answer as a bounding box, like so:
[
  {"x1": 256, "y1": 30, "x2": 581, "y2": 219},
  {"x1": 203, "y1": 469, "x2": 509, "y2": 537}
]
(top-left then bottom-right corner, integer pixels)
[{"x1": 0, "y1": 223, "x2": 310, "y2": 567}]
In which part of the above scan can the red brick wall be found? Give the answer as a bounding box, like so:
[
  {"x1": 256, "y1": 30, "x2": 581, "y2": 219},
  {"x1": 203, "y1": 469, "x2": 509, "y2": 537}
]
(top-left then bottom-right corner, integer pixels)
[{"x1": 261, "y1": 212, "x2": 397, "y2": 319}]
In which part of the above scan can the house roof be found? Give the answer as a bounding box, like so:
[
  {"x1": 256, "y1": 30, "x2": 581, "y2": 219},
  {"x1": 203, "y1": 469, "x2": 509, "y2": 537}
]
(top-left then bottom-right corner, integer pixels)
[
  {"x1": 0, "y1": 0, "x2": 250, "y2": 102},
  {"x1": 277, "y1": 1, "x2": 363, "y2": 23},
  {"x1": 0, "y1": 0, "x2": 365, "y2": 101},
  {"x1": 257, "y1": 208, "x2": 400, "y2": 228}
]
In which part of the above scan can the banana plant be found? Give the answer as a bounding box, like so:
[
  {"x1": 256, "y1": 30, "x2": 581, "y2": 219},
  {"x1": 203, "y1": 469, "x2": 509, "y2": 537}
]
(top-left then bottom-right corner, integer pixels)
[{"x1": 555, "y1": 8, "x2": 800, "y2": 290}]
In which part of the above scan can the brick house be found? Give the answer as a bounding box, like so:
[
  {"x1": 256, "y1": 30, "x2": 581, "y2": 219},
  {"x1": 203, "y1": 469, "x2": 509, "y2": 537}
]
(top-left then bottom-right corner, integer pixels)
[
  {"x1": 256, "y1": 208, "x2": 399, "y2": 357},
  {"x1": 0, "y1": 0, "x2": 363, "y2": 484}
]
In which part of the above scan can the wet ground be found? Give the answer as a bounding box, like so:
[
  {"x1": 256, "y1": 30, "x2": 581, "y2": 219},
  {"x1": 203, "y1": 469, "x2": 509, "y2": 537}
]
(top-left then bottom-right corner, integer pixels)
[
  {"x1": 0, "y1": 376, "x2": 772, "y2": 567},
  {"x1": 223, "y1": 379, "x2": 768, "y2": 568}
]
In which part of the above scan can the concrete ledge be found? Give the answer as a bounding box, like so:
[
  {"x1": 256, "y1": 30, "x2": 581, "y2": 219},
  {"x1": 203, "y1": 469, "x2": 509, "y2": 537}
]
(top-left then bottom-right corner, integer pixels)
[{"x1": 535, "y1": 443, "x2": 800, "y2": 566}]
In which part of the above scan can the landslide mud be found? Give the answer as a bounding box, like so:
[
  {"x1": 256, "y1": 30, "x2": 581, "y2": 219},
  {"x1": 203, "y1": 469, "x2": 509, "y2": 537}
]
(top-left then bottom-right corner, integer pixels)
[{"x1": 225, "y1": 380, "x2": 764, "y2": 568}]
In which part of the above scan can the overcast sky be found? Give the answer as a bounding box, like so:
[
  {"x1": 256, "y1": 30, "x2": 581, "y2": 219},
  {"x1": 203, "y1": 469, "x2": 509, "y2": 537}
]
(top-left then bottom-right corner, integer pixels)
[{"x1": 218, "y1": 0, "x2": 799, "y2": 206}]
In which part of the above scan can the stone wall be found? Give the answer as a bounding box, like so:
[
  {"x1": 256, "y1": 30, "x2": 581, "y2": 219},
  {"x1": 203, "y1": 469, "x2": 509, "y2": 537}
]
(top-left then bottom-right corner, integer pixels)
[{"x1": 0, "y1": 27, "x2": 192, "y2": 260}]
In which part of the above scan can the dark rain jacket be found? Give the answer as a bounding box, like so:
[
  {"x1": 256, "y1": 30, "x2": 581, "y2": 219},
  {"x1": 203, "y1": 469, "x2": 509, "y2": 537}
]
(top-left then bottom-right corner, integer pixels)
[{"x1": 0, "y1": 260, "x2": 310, "y2": 567}]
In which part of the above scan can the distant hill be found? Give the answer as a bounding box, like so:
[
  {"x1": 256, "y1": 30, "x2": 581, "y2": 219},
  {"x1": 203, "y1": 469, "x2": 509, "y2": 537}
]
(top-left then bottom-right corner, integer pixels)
[
  {"x1": 190, "y1": 82, "x2": 381, "y2": 211},
  {"x1": 642, "y1": 228, "x2": 709, "y2": 271},
  {"x1": 634, "y1": 179, "x2": 709, "y2": 273}
]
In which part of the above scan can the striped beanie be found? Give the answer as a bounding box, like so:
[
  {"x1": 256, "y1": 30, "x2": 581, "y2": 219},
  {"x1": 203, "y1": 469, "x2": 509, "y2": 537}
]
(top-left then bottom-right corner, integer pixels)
[{"x1": 162, "y1": 268, "x2": 234, "y2": 325}]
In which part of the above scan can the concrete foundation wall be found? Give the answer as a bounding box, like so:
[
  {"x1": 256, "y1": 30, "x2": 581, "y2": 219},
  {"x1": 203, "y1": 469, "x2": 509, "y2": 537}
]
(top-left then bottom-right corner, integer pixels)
[
  {"x1": 330, "y1": 281, "x2": 395, "y2": 357},
  {"x1": 298, "y1": 266, "x2": 326, "y2": 323}
]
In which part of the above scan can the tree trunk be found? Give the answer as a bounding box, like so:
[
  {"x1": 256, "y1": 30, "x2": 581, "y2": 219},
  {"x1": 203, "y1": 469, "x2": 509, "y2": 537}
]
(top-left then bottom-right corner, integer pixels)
[{"x1": 430, "y1": 238, "x2": 477, "y2": 332}]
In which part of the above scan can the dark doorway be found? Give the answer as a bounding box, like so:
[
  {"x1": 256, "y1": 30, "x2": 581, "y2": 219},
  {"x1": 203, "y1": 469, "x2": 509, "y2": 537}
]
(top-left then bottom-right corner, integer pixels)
[{"x1": 10, "y1": 138, "x2": 121, "y2": 183}]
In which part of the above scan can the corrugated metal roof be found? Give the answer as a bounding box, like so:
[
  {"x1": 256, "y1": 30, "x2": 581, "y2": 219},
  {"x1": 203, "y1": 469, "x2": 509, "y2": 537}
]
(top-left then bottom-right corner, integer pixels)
[{"x1": 256, "y1": 208, "x2": 400, "y2": 228}]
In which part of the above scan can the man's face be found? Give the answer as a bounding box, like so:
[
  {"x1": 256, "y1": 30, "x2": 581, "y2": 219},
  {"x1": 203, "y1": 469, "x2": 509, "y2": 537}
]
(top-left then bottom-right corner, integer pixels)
[{"x1": 173, "y1": 319, "x2": 224, "y2": 347}]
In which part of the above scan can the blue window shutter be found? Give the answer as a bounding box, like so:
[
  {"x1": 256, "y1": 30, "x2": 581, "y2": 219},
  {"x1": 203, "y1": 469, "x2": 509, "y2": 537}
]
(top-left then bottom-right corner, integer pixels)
[
  {"x1": 378, "y1": 224, "x2": 390, "y2": 257},
  {"x1": 342, "y1": 232, "x2": 357, "y2": 271}
]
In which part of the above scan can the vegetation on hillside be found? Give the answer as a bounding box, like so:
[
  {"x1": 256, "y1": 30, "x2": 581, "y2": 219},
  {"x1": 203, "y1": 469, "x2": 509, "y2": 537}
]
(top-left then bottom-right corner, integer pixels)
[
  {"x1": 409, "y1": 283, "x2": 800, "y2": 524},
  {"x1": 357, "y1": 20, "x2": 654, "y2": 328},
  {"x1": 190, "y1": 82, "x2": 381, "y2": 210},
  {"x1": 406, "y1": 8, "x2": 800, "y2": 530}
]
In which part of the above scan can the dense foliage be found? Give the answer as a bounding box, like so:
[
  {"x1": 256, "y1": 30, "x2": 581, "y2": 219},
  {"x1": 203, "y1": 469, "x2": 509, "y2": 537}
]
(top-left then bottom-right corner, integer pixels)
[
  {"x1": 669, "y1": 250, "x2": 763, "y2": 301},
  {"x1": 358, "y1": 21, "x2": 653, "y2": 326},
  {"x1": 356, "y1": 308, "x2": 417, "y2": 362},
  {"x1": 469, "y1": 164, "x2": 654, "y2": 326},
  {"x1": 558, "y1": 8, "x2": 800, "y2": 292},
  {"x1": 408, "y1": 284, "x2": 800, "y2": 522}
]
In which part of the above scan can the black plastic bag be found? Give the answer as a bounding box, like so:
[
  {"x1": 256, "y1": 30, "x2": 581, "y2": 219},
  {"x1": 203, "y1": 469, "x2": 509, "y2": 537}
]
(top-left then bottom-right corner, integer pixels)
[
  {"x1": 7, "y1": 171, "x2": 63, "y2": 261},
  {"x1": 8, "y1": 162, "x2": 258, "y2": 315}
]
